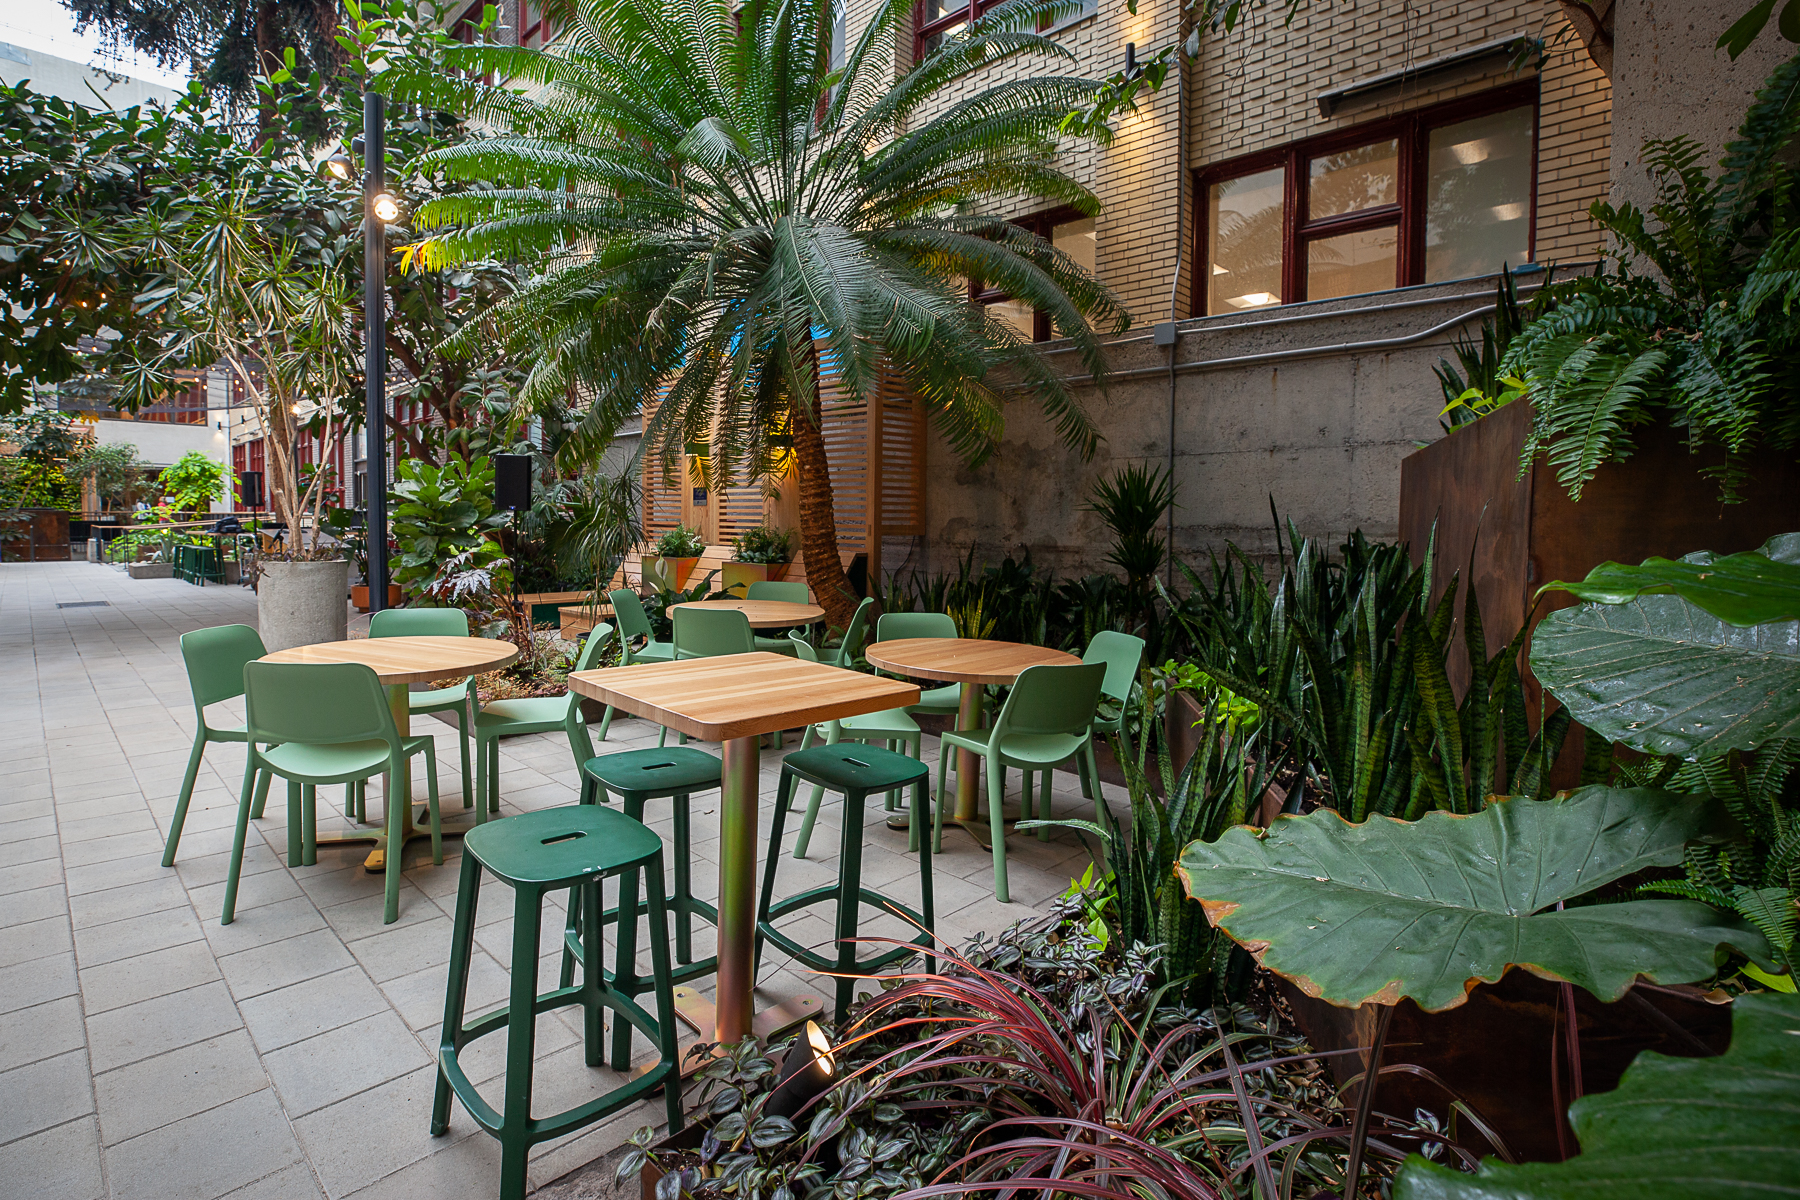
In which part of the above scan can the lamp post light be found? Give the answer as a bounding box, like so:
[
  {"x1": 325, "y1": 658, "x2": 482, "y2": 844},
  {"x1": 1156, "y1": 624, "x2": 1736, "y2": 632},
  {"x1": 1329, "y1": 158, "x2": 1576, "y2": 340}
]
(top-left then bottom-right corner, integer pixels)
[{"x1": 363, "y1": 92, "x2": 392, "y2": 614}]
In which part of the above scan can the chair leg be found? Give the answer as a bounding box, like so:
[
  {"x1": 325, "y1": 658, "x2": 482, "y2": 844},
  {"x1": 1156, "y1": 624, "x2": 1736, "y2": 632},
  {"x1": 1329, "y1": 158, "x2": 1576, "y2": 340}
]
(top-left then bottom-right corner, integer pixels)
[
  {"x1": 422, "y1": 749, "x2": 443, "y2": 865},
  {"x1": 383, "y1": 756, "x2": 406, "y2": 925},
  {"x1": 301, "y1": 784, "x2": 317, "y2": 866},
  {"x1": 250, "y1": 759, "x2": 272, "y2": 819},
  {"x1": 488, "y1": 739, "x2": 502, "y2": 815},
  {"x1": 1038, "y1": 770, "x2": 1054, "y2": 841},
  {"x1": 833, "y1": 787, "x2": 866, "y2": 1024},
  {"x1": 598, "y1": 704, "x2": 615, "y2": 742},
  {"x1": 432, "y1": 852, "x2": 482, "y2": 1137},
  {"x1": 1021, "y1": 769, "x2": 1034, "y2": 829},
  {"x1": 755, "y1": 770, "x2": 799, "y2": 977},
  {"x1": 986, "y1": 756, "x2": 1009, "y2": 904},
  {"x1": 566, "y1": 714, "x2": 595, "y2": 776},
  {"x1": 457, "y1": 703, "x2": 473, "y2": 810},
  {"x1": 220, "y1": 755, "x2": 259, "y2": 925},
  {"x1": 792, "y1": 723, "x2": 839, "y2": 860},
  {"x1": 904, "y1": 732, "x2": 924, "y2": 854},
  {"x1": 162, "y1": 732, "x2": 208, "y2": 867}
]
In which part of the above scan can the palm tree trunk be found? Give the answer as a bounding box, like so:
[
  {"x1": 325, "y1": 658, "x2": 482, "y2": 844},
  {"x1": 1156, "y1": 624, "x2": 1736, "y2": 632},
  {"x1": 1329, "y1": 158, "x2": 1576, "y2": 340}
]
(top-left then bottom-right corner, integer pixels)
[{"x1": 789, "y1": 400, "x2": 858, "y2": 632}]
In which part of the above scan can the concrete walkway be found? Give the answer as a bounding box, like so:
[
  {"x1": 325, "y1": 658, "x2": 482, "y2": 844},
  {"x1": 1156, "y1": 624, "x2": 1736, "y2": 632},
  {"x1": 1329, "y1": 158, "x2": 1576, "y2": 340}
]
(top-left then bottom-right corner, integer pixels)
[{"x1": 0, "y1": 562, "x2": 1104, "y2": 1199}]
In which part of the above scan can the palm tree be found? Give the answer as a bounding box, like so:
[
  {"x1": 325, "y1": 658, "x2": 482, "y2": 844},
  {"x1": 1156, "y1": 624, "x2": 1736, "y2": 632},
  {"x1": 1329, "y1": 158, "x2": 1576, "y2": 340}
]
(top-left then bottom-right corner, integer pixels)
[{"x1": 393, "y1": 0, "x2": 1129, "y2": 628}]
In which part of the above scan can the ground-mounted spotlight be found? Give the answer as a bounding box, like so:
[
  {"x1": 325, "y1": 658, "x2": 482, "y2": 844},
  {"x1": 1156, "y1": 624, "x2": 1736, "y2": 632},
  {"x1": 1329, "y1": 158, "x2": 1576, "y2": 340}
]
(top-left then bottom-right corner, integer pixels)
[{"x1": 762, "y1": 1021, "x2": 835, "y2": 1120}]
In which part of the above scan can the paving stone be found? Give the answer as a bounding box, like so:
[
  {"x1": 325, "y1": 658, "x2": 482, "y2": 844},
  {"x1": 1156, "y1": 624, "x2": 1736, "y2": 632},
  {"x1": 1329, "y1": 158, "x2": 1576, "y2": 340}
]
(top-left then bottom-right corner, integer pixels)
[
  {"x1": 0, "y1": 913, "x2": 73, "y2": 967},
  {"x1": 218, "y1": 927, "x2": 356, "y2": 1001},
  {"x1": 291, "y1": 1064, "x2": 479, "y2": 1199},
  {"x1": 0, "y1": 1049, "x2": 94, "y2": 1144},
  {"x1": 263, "y1": 1010, "x2": 431, "y2": 1117},
  {"x1": 0, "y1": 948, "x2": 78, "y2": 1015},
  {"x1": 86, "y1": 978, "x2": 243, "y2": 1073},
  {"x1": 0, "y1": 1116, "x2": 105, "y2": 1200},
  {"x1": 67, "y1": 872, "x2": 191, "y2": 930},
  {"x1": 80, "y1": 938, "x2": 224, "y2": 1014},
  {"x1": 104, "y1": 1088, "x2": 306, "y2": 1200},
  {"x1": 239, "y1": 965, "x2": 391, "y2": 1055},
  {"x1": 94, "y1": 1028, "x2": 269, "y2": 1145},
  {"x1": 73, "y1": 903, "x2": 205, "y2": 968},
  {"x1": 0, "y1": 993, "x2": 87, "y2": 1073}
]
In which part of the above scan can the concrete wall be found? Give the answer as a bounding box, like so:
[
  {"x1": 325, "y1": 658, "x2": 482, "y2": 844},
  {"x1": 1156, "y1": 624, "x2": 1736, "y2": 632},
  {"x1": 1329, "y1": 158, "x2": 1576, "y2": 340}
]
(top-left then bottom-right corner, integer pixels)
[
  {"x1": 911, "y1": 271, "x2": 1570, "y2": 575},
  {"x1": 1609, "y1": 0, "x2": 1795, "y2": 211},
  {"x1": 0, "y1": 42, "x2": 178, "y2": 109},
  {"x1": 89, "y1": 411, "x2": 234, "y2": 512}
]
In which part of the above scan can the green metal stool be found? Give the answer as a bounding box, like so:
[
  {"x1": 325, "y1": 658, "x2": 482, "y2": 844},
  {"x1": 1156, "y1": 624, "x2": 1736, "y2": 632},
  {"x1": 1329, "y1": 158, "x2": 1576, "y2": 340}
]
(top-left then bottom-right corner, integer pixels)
[
  {"x1": 432, "y1": 805, "x2": 684, "y2": 1200},
  {"x1": 561, "y1": 746, "x2": 722, "y2": 1068},
  {"x1": 756, "y1": 744, "x2": 935, "y2": 1022}
]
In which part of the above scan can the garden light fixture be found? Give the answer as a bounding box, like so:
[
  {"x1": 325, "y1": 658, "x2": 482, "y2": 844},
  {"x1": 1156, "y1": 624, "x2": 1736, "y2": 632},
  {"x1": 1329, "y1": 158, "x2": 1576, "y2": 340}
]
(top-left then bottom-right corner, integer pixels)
[
  {"x1": 371, "y1": 192, "x2": 401, "y2": 223},
  {"x1": 324, "y1": 151, "x2": 354, "y2": 181},
  {"x1": 762, "y1": 1021, "x2": 835, "y2": 1120}
]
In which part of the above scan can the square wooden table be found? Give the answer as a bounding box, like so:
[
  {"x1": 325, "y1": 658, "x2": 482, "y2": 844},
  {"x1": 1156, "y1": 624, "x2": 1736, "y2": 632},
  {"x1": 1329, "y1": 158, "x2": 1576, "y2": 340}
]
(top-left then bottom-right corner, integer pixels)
[{"x1": 568, "y1": 652, "x2": 919, "y2": 1045}]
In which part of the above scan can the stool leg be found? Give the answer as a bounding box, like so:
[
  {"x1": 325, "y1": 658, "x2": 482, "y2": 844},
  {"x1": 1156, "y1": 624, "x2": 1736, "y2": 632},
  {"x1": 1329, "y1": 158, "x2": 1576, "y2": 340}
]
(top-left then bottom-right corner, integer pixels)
[
  {"x1": 609, "y1": 818, "x2": 643, "y2": 1071},
  {"x1": 914, "y1": 776, "x2": 935, "y2": 973},
  {"x1": 671, "y1": 793, "x2": 693, "y2": 964},
  {"x1": 432, "y1": 852, "x2": 483, "y2": 1137},
  {"x1": 906, "y1": 732, "x2": 924, "y2": 854},
  {"x1": 642, "y1": 850, "x2": 685, "y2": 1133},
  {"x1": 756, "y1": 769, "x2": 799, "y2": 977},
  {"x1": 580, "y1": 876, "x2": 605, "y2": 1067},
  {"x1": 499, "y1": 886, "x2": 543, "y2": 1200},
  {"x1": 792, "y1": 722, "x2": 840, "y2": 859},
  {"x1": 833, "y1": 787, "x2": 866, "y2": 1024}
]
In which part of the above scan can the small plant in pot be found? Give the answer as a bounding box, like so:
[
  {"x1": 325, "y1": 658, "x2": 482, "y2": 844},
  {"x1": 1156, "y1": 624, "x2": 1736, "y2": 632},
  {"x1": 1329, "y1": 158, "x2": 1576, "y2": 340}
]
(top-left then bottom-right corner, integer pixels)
[
  {"x1": 646, "y1": 523, "x2": 706, "y2": 589},
  {"x1": 723, "y1": 524, "x2": 795, "y2": 595}
]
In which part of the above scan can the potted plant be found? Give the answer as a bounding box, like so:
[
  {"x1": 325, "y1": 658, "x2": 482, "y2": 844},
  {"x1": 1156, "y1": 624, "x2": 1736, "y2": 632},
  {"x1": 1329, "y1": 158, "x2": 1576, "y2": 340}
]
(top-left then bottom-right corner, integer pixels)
[
  {"x1": 644, "y1": 523, "x2": 705, "y2": 590},
  {"x1": 722, "y1": 524, "x2": 795, "y2": 595}
]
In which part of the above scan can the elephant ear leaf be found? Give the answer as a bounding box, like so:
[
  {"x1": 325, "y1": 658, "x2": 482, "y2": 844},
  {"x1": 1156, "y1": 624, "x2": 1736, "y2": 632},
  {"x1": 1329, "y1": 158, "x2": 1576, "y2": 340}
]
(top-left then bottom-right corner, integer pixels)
[
  {"x1": 1530, "y1": 534, "x2": 1800, "y2": 757},
  {"x1": 1176, "y1": 788, "x2": 1767, "y2": 1013},
  {"x1": 1393, "y1": 991, "x2": 1800, "y2": 1200}
]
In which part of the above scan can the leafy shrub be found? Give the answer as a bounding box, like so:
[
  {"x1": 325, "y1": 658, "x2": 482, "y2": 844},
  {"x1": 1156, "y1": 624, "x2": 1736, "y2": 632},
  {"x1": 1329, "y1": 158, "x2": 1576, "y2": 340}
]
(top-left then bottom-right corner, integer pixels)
[
  {"x1": 389, "y1": 457, "x2": 512, "y2": 609},
  {"x1": 156, "y1": 450, "x2": 232, "y2": 513},
  {"x1": 0, "y1": 456, "x2": 79, "y2": 511},
  {"x1": 654, "y1": 523, "x2": 706, "y2": 557},
  {"x1": 732, "y1": 524, "x2": 794, "y2": 564}
]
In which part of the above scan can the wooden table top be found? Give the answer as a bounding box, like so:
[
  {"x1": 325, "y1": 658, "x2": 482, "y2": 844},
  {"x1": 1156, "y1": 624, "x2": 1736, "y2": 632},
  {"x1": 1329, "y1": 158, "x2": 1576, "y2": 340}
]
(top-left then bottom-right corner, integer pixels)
[
  {"x1": 667, "y1": 599, "x2": 826, "y2": 628},
  {"x1": 864, "y1": 638, "x2": 1081, "y2": 685},
  {"x1": 570, "y1": 652, "x2": 918, "y2": 741},
  {"x1": 260, "y1": 635, "x2": 519, "y2": 686}
]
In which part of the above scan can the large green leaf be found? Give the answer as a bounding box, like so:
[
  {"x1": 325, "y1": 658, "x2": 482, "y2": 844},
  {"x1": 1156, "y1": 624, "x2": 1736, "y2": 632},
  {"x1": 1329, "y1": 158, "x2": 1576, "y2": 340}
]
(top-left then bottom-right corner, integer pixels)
[
  {"x1": 1393, "y1": 991, "x2": 1800, "y2": 1200},
  {"x1": 1176, "y1": 788, "x2": 1766, "y2": 1012},
  {"x1": 1539, "y1": 533, "x2": 1800, "y2": 626},
  {"x1": 1528, "y1": 593, "x2": 1800, "y2": 758}
]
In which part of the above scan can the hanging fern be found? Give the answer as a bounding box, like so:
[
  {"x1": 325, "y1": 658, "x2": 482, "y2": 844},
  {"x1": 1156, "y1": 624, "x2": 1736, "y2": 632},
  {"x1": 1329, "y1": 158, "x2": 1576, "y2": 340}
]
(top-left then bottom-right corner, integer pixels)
[{"x1": 1497, "y1": 52, "x2": 1800, "y2": 502}]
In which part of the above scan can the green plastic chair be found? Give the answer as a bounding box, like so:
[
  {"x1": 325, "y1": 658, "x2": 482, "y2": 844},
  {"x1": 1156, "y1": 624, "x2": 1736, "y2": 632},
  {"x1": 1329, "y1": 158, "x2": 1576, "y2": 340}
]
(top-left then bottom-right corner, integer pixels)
[
  {"x1": 936, "y1": 661, "x2": 1106, "y2": 904},
  {"x1": 745, "y1": 580, "x2": 810, "y2": 655},
  {"x1": 805, "y1": 596, "x2": 874, "y2": 668},
  {"x1": 874, "y1": 611, "x2": 961, "y2": 717},
  {"x1": 472, "y1": 625, "x2": 614, "y2": 817},
  {"x1": 371, "y1": 608, "x2": 475, "y2": 812},
  {"x1": 660, "y1": 607, "x2": 756, "y2": 747},
  {"x1": 787, "y1": 634, "x2": 924, "y2": 858},
  {"x1": 596, "y1": 589, "x2": 673, "y2": 741},
  {"x1": 1083, "y1": 630, "x2": 1145, "y2": 768},
  {"x1": 162, "y1": 624, "x2": 272, "y2": 867},
  {"x1": 224, "y1": 660, "x2": 443, "y2": 925}
]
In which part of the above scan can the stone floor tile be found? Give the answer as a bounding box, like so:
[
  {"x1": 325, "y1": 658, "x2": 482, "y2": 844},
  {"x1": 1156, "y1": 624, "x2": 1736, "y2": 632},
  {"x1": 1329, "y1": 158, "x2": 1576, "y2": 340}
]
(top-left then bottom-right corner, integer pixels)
[
  {"x1": 201, "y1": 894, "x2": 329, "y2": 956},
  {"x1": 217, "y1": 927, "x2": 358, "y2": 1001},
  {"x1": 103, "y1": 1088, "x2": 306, "y2": 1200},
  {"x1": 94, "y1": 1028, "x2": 269, "y2": 1145},
  {"x1": 0, "y1": 855, "x2": 64, "y2": 896},
  {"x1": 86, "y1": 978, "x2": 243, "y2": 1073},
  {"x1": 0, "y1": 1116, "x2": 105, "y2": 1200},
  {"x1": 73, "y1": 902, "x2": 205, "y2": 968},
  {"x1": 67, "y1": 871, "x2": 191, "y2": 930},
  {"x1": 239, "y1": 965, "x2": 391, "y2": 1055},
  {"x1": 0, "y1": 947, "x2": 78, "y2": 1015},
  {"x1": 0, "y1": 913, "x2": 73, "y2": 967},
  {"x1": 0, "y1": 834, "x2": 61, "y2": 870},
  {"x1": 263, "y1": 1010, "x2": 432, "y2": 1118},
  {"x1": 3, "y1": 881, "x2": 68, "y2": 926},
  {"x1": 0, "y1": 993, "x2": 86, "y2": 1073},
  {"x1": 0, "y1": 1048, "x2": 94, "y2": 1144},
  {"x1": 346, "y1": 914, "x2": 456, "y2": 984},
  {"x1": 63, "y1": 853, "x2": 169, "y2": 897},
  {"x1": 79, "y1": 938, "x2": 224, "y2": 1014},
  {"x1": 217, "y1": 1163, "x2": 330, "y2": 1200},
  {"x1": 291, "y1": 1064, "x2": 478, "y2": 1199}
]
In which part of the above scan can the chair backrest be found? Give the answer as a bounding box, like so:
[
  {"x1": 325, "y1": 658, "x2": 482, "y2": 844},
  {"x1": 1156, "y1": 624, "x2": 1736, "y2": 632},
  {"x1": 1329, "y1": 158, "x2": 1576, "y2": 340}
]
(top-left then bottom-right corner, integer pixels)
[
  {"x1": 993, "y1": 662, "x2": 1107, "y2": 739},
  {"x1": 181, "y1": 624, "x2": 268, "y2": 712},
  {"x1": 673, "y1": 607, "x2": 756, "y2": 659},
  {"x1": 243, "y1": 660, "x2": 398, "y2": 750},
  {"x1": 370, "y1": 608, "x2": 469, "y2": 638},
  {"x1": 788, "y1": 631, "x2": 819, "y2": 662},
  {"x1": 562, "y1": 623, "x2": 615, "y2": 720},
  {"x1": 610, "y1": 589, "x2": 653, "y2": 642},
  {"x1": 829, "y1": 597, "x2": 875, "y2": 667},
  {"x1": 746, "y1": 580, "x2": 809, "y2": 604},
  {"x1": 877, "y1": 611, "x2": 956, "y2": 642},
  {"x1": 1083, "y1": 630, "x2": 1145, "y2": 705}
]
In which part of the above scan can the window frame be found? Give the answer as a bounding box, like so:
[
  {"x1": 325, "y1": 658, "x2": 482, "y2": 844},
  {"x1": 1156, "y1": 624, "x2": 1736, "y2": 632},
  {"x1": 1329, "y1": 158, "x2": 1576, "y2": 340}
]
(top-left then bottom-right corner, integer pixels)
[
  {"x1": 913, "y1": 0, "x2": 1094, "y2": 61},
  {"x1": 1191, "y1": 82, "x2": 1539, "y2": 316},
  {"x1": 968, "y1": 205, "x2": 1092, "y2": 343}
]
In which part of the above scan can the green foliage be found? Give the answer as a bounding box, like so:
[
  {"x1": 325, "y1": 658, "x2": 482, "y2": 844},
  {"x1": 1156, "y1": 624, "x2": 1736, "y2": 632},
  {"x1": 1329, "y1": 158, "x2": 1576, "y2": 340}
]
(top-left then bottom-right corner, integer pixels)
[
  {"x1": 882, "y1": 548, "x2": 1143, "y2": 656},
  {"x1": 731, "y1": 524, "x2": 794, "y2": 565},
  {"x1": 0, "y1": 456, "x2": 79, "y2": 511},
  {"x1": 155, "y1": 451, "x2": 231, "y2": 513},
  {"x1": 1540, "y1": 533, "x2": 1800, "y2": 625},
  {"x1": 653, "y1": 524, "x2": 705, "y2": 558},
  {"x1": 1, "y1": 409, "x2": 81, "y2": 462},
  {"x1": 65, "y1": 441, "x2": 149, "y2": 510},
  {"x1": 1394, "y1": 991, "x2": 1800, "y2": 1200},
  {"x1": 1434, "y1": 270, "x2": 1528, "y2": 433},
  {"x1": 1086, "y1": 462, "x2": 1175, "y2": 626},
  {"x1": 1497, "y1": 55, "x2": 1800, "y2": 502},
  {"x1": 1178, "y1": 787, "x2": 1769, "y2": 1012},
  {"x1": 388, "y1": 457, "x2": 512, "y2": 608},
  {"x1": 1718, "y1": 0, "x2": 1800, "y2": 58}
]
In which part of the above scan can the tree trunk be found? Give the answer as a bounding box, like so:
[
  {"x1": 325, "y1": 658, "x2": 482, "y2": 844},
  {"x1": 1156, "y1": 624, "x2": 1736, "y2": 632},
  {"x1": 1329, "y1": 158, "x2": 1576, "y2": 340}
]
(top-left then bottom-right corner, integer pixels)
[{"x1": 789, "y1": 399, "x2": 858, "y2": 632}]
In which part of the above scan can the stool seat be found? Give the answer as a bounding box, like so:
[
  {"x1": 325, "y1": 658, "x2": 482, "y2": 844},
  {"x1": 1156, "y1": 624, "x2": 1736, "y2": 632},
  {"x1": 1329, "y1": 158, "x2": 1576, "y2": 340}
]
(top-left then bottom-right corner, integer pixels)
[
  {"x1": 582, "y1": 746, "x2": 723, "y2": 794},
  {"x1": 464, "y1": 805, "x2": 662, "y2": 887},
  {"x1": 781, "y1": 744, "x2": 929, "y2": 793}
]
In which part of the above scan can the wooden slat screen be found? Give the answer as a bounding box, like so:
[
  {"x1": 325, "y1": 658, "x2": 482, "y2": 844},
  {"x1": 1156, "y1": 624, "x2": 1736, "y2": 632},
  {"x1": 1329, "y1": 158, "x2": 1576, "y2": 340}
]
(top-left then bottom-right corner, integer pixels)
[
  {"x1": 876, "y1": 363, "x2": 923, "y2": 537},
  {"x1": 639, "y1": 393, "x2": 684, "y2": 538}
]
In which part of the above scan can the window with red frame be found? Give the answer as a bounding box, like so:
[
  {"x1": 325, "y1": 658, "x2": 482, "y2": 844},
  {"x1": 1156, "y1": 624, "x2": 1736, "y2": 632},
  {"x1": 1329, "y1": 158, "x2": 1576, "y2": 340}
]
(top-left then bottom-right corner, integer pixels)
[
  {"x1": 1196, "y1": 85, "x2": 1537, "y2": 315},
  {"x1": 969, "y1": 207, "x2": 1097, "y2": 342},
  {"x1": 914, "y1": 0, "x2": 1094, "y2": 58}
]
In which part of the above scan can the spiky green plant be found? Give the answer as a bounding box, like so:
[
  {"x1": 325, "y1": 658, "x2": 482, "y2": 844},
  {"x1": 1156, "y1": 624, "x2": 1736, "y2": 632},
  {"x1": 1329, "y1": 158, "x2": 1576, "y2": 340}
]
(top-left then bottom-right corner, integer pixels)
[{"x1": 385, "y1": 0, "x2": 1129, "y2": 631}]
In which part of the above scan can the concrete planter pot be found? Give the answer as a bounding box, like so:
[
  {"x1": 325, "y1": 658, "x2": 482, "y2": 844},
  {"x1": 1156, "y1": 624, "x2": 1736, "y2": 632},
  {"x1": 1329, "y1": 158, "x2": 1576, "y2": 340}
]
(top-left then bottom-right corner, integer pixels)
[
  {"x1": 259, "y1": 559, "x2": 350, "y2": 652},
  {"x1": 721, "y1": 560, "x2": 791, "y2": 597},
  {"x1": 127, "y1": 561, "x2": 175, "y2": 579}
]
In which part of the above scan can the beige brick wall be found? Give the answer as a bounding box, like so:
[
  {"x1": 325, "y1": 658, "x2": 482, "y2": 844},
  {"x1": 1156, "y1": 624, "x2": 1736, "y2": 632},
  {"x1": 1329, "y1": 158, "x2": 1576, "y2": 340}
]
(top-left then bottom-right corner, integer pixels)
[{"x1": 866, "y1": 0, "x2": 1613, "y2": 326}]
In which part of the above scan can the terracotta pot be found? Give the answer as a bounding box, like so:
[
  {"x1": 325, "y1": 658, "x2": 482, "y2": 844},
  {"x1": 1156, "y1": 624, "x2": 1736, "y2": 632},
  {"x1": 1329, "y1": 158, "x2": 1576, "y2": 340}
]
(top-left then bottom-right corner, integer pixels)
[
  {"x1": 721, "y1": 560, "x2": 792, "y2": 596},
  {"x1": 644, "y1": 555, "x2": 700, "y2": 590},
  {"x1": 351, "y1": 584, "x2": 402, "y2": 613}
]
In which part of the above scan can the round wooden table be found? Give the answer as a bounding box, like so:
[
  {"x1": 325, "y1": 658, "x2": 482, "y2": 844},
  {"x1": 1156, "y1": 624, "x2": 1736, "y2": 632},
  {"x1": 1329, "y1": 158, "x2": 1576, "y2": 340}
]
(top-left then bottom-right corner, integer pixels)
[
  {"x1": 667, "y1": 598, "x2": 826, "y2": 627},
  {"x1": 864, "y1": 638, "x2": 1081, "y2": 830},
  {"x1": 260, "y1": 635, "x2": 518, "y2": 870}
]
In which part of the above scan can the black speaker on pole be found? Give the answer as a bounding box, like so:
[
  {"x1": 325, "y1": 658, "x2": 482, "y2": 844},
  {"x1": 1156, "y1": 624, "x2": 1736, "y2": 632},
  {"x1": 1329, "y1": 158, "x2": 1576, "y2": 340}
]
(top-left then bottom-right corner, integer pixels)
[{"x1": 494, "y1": 455, "x2": 532, "y2": 510}]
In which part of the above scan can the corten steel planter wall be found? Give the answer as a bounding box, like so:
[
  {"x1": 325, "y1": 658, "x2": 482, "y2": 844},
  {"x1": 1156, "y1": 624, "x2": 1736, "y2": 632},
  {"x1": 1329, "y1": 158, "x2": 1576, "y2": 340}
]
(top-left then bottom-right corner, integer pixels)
[
  {"x1": 1398, "y1": 399, "x2": 1800, "y2": 786},
  {"x1": 1278, "y1": 973, "x2": 1732, "y2": 1163}
]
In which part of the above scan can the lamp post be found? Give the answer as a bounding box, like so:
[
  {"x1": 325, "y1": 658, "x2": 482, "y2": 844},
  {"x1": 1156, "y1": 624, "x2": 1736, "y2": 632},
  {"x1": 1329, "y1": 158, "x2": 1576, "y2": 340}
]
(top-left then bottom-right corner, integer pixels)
[{"x1": 363, "y1": 92, "x2": 391, "y2": 613}]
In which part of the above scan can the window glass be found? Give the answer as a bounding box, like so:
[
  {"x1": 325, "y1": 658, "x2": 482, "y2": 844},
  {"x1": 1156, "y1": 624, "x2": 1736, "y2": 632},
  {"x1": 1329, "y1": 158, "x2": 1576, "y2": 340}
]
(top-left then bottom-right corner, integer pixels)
[
  {"x1": 1424, "y1": 106, "x2": 1533, "y2": 282},
  {"x1": 986, "y1": 296, "x2": 1035, "y2": 338},
  {"x1": 1306, "y1": 225, "x2": 1399, "y2": 299},
  {"x1": 1207, "y1": 166, "x2": 1284, "y2": 311},
  {"x1": 1307, "y1": 139, "x2": 1398, "y2": 219},
  {"x1": 1052, "y1": 216, "x2": 1096, "y2": 275}
]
